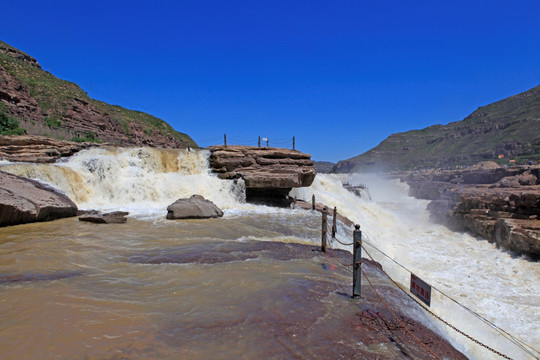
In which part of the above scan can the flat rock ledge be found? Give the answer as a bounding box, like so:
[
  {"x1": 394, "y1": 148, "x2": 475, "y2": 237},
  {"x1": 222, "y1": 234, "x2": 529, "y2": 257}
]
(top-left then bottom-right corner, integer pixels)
[
  {"x1": 167, "y1": 195, "x2": 223, "y2": 220},
  {"x1": 0, "y1": 135, "x2": 98, "y2": 163},
  {"x1": 129, "y1": 240, "x2": 467, "y2": 360},
  {"x1": 399, "y1": 165, "x2": 540, "y2": 259},
  {"x1": 78, "y1": 210, "x2": 129, "y2": 224},
  {"x1": 207, "y1": 145, "x2": 316, "y2": 204},
  {"x1": 0, "y1": 170, "x2": 77, "y2": 226}
]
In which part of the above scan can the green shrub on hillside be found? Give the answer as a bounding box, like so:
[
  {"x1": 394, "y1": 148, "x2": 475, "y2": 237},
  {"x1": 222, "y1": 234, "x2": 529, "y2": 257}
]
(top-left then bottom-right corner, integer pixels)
[
  {"x1": 45, "y1": 117, "x2": 62, "y2": 129},
  {"x1": 71, "y1": 131, "x2": 102, "y2": 143},
  {"x1": 0, "y1": 113, "x2": 26, "y2": 135}
]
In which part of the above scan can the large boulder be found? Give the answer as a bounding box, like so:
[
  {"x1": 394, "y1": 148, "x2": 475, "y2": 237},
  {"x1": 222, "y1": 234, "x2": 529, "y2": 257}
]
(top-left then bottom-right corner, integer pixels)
[
  {"x1": 166, "y1": 195, "x2": 223, "y2": 220},
  {"x1": 208, "y1": 145, "x2": 316, "y2": 189},
  {"x1": 207, "y1": 145, "x2": 316, "y2": 205},
  {"x1": 0, "y1": 170, "x2": 77, "y2": 226}
]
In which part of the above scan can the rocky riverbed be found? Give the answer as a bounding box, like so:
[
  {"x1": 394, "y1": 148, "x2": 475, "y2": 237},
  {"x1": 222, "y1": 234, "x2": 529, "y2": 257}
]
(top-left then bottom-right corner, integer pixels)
[{"x1": 398, "y1": 162, "x2": 540, "y2": 260}]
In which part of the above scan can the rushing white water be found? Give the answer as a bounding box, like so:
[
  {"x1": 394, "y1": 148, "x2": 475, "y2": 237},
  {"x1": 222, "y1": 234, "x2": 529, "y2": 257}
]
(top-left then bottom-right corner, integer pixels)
[
  {"x1": 292, "y1": 174, "x2": 540, "y2": 360},
  {"x1": 2, "y1": 147, "x2": 252, "y2": 217},
  {"x1": 2, "y1": 147, "x2": 538, "y2": 359}
]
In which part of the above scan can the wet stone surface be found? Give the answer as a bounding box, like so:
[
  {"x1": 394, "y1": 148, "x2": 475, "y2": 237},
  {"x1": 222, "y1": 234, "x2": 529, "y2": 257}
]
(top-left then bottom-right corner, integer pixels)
[
  {"x1": 128, "y1": 240, "x2": 467, "y2": 360},
  {"x1": 127, "y1": 240, "x2": 350, "y2": 265}
]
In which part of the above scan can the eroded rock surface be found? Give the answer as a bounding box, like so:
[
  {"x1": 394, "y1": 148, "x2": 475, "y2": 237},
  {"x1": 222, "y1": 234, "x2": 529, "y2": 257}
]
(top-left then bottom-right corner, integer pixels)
[
  {"x1": 400, "y1": 165, "x2": 540, "y2": 259},
  {"x1": 129, "y1": 240, "x2": 467, "y2": 360},
  {"x1": 0, "y1": 170, "x2": 77, "y2": 226},
  {"x1": 0, "y1": 135, "x2": 96, "y2": 163},
  {"x1": 208, "y1": 145, "x2": 316, "y2": 204}
]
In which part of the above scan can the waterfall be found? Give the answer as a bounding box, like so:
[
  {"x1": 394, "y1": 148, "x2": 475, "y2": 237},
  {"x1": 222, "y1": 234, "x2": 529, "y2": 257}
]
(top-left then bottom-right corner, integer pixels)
[
  {"x1": 292, "y1": 173, "x2": 539, "y2": 360},
  {"x1": 1, "y1": 147, "x2": 246, "y2": 216},
  {"x1": 1, "y1": 149, "x2": 537, "y2": 359}
]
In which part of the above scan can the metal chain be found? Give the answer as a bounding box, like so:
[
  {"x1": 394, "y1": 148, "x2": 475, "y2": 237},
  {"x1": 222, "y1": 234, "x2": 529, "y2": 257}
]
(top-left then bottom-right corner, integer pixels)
[
  {"x1": 361, "y1": 237, "x2": 538, "y2": 357},
  {"x1": 359, "y1": 265, "x2": 443, "y2": 360},
  {"x1": 324, "y1": 243, "x2": 354, "y2": 269},
  {"x1": 360, "y1": 242, "x2": 515, "y2": 360},
  {"x1": 318, "y1": 209, "x2": 522, "y2": 359},
  {"x1": 325, "y1": 222, "x2": 354, "y2": 246},
  {"x1": 331, "y1": 236, "x2": 353, "y2": 246}
]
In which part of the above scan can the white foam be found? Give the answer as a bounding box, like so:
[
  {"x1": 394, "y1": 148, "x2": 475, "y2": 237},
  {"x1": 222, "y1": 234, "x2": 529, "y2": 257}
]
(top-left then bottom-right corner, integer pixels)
[{"x1": 292, "y1": 173, "x2": 540, "y2": 360}]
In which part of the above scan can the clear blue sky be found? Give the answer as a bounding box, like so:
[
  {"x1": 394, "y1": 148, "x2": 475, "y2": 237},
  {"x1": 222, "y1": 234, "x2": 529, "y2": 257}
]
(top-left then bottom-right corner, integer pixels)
[{"x1": 2, "y1": 0, "x2": 539, "y2": 162}]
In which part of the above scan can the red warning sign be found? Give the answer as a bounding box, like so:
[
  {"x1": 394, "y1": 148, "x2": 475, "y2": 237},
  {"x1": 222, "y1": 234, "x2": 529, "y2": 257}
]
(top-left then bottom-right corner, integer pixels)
[{"x1": 410, "y1": 274, "x2": 431, "y2": 307}]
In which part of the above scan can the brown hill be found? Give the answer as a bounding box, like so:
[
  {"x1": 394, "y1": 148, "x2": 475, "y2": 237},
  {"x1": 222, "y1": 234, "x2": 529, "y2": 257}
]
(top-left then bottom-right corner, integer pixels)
[
  {"x1": 0, "y1": 40, "x2": 197, "y2": 148},
  {"x1": 333, "y1": 84, "x2": 540, "y2": 172}
]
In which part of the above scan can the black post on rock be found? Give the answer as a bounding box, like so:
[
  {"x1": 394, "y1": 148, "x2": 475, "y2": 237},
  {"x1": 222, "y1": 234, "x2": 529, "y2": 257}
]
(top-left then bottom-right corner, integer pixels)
[
  {"x1": 352, "y1": 224, "x2": 362, "y2": 298},
  {"x1": 332, "y1": 206, "x2": 337, "y2": 238},
  {"x1": 258, "y1": 136, "x2": 261, "y2": 149},
  {"x1": 224, "y1": 134, "x2": 227, "y2": 147},
  {"x1": 321, "y1": 207, "x2": 328, "y2": 252},
  {"x1": 293, "y1": 136, "x2": 295, "y2": 150},
  {"x1": 312, "y1": 194, "x2": 315, "y2": 210}
]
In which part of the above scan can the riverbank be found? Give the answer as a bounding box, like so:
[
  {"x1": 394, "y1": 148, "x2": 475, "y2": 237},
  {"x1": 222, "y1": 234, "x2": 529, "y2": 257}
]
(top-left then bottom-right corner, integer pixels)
[{"x1": 397, "y1": 163, "x2": 540, "y2": 259}]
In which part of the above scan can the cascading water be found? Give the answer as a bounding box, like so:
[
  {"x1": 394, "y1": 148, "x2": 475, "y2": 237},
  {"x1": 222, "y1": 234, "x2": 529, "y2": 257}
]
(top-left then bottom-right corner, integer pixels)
[
  {"x1": 292, "y1": 174, "x2": 539, "y2": 360},
  {"x1": 2, "y1": 147, "x2": 247, "y2": 216},
  {"x1": 1, "y1": 147, "x2": 538, "y2": 359}
]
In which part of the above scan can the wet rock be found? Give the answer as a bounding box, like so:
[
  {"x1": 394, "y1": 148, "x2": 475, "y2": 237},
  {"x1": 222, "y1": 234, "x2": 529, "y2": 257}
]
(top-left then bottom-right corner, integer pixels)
[
  {"x1": 129, "y1": 241, "x2": 342, "y2": 265},
  {"x1": 0, "y1": 271, "x2": 83, "y2": 284},
  {"x1": 135, "y1": 240, "x2": 467, "y2": 360},
  {"x1": 78, "y1": 210, "x2": 129, "y2": 224},
  {"x1": 400, "y1": 165, "x2": 540, "y2": 259},
  {"x1": 0, "y1": 170, "x2": 77, "y2": 226},
  {"x1": 166, "y1": 195, "x2": 223, "y2": 220}
]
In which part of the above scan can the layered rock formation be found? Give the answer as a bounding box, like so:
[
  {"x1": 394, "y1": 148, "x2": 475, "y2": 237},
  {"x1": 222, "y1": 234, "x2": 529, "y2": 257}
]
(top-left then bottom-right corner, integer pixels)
[
  {"x1": 207, "y1": 145, "x2": 316, "y2": 204},
  {"x1": 0, "y1": 40, "x2": 197, "y2": 148},
  {"x1": 0, "y1": 135, "x2": 97, "y2": 163},
  {"x1": 400, "y1": 164, "x2": 540, "y2": 259},
  {"x1": 0, "y1": 170, "x2": 77, "y2": 226}
]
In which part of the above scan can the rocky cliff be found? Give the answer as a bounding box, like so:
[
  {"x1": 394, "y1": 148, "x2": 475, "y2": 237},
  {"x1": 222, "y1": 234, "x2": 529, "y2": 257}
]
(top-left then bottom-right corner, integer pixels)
[
  {"x1": 0, "y1": 135, "x2": 98, "y2": 163},
  {"x1": 207, "y1": 145, "x2": 316, "y2": 204},
  {"x1": 400, "y1": 163, "x2": 540, "y2": 259},
  {"x1": 0, "y1": 40, "x2": 197, "y2": 148},
  {"x1": 334, "y1": 84, "x2": 540, "y2": 172}
]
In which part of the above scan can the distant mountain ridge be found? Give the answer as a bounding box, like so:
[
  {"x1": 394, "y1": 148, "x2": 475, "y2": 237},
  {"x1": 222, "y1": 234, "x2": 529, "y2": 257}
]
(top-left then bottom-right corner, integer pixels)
[
  {"x1": 0, "y1": 40, "x2": 197, "y2": 148},
  {"x1": 333, "y1": 84, "x2": 540, "y2": 172}
]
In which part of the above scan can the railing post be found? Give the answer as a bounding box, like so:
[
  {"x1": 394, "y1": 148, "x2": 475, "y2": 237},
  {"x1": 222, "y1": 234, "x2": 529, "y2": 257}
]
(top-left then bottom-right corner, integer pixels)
[
  {"x1": 266, "y1": 138, "x2": 269, "y2": 147},
  {"x1": 352, "y1": 224, "x2": 362, "y2": 298},
  {"x1": 332, "y1": 206, "x2": 337, "y2": 238},
  {"x1": 312, "y1": 194, "x2": 316, "y2": 210},
  {"x1": 224, "y1": 134, "x2": 227, "y2": 147},
  {"x1": 321, "y1": 207, "x2": 328, "y2": 252},
  {"x1": 258, "y1": 136, "x2": 261, "y2": 149},
  {"x1": 293, "y1": 136, "x2": 295, "y2": 150}
]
